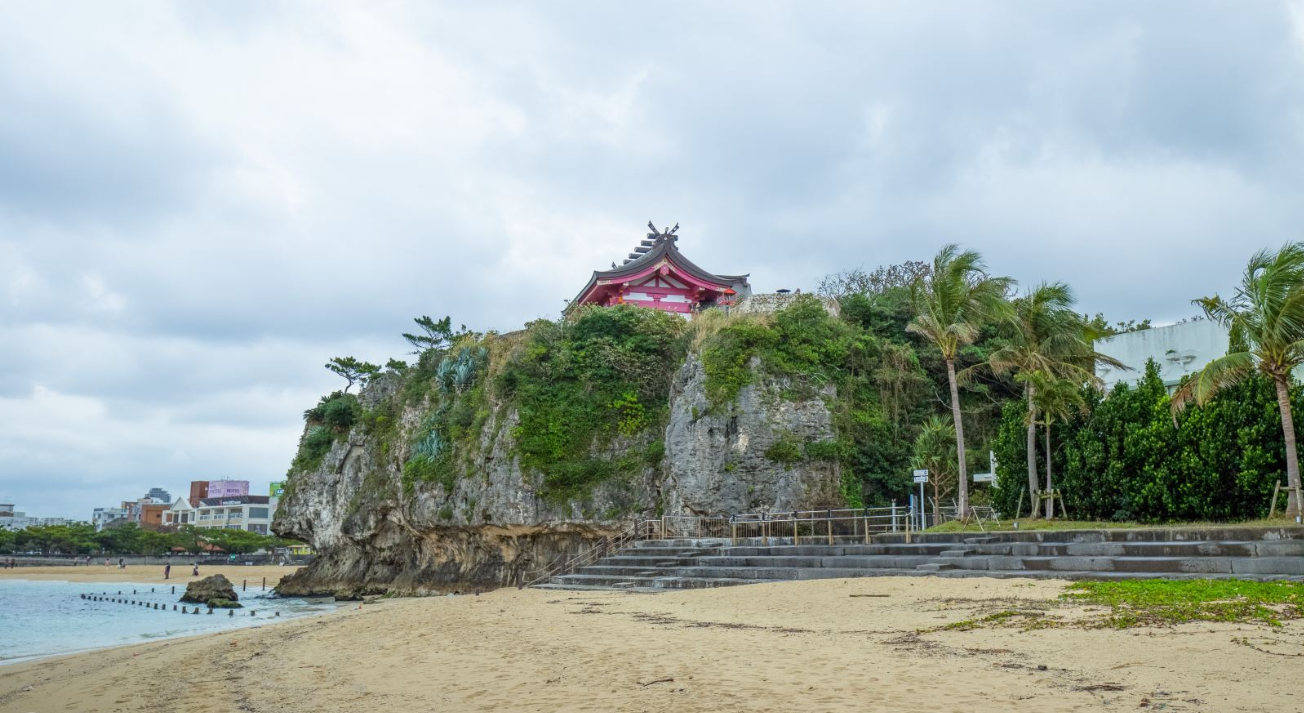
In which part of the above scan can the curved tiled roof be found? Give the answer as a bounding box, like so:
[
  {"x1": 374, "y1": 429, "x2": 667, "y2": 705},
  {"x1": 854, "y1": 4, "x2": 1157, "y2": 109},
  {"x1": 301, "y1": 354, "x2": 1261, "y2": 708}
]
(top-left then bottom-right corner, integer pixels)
[{"x1": 572, "y1": 229, "x2": 749, "y2": 306}]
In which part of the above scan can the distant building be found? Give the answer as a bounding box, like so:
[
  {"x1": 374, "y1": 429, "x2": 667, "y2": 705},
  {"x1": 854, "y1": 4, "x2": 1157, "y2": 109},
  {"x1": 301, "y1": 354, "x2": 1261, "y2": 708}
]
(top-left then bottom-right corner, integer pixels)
[
  {"x1": 144, "y1": 487, "x2": 172, "y2": 504},
  {"x1": 194, "y1": 495, "x2": 278, "y2": 535},
  {"x1": 189, "y1": 481, "x2": 210, "y2": 506},
  {"x1": 207, "y1": 480, "x2": 250, "y2": 498},
  {"x1": 92, "y1": 507, "x2": 126, "y2": 531},
  {"x1": 0, "y1": 505, "x2": 68, "y2": 531},
  {"x1": 1094, "y1": 320, "x2": 1304, "y2": 393},
  {"x1": 162, "y1": 497, "x2": 197, "y2": 528},
  {"x1": 572, "y1": 224, "x2": 750, "y2": 316},
  {"x1": 140, "y1": 503, "x2": 168, "y2": 530}
]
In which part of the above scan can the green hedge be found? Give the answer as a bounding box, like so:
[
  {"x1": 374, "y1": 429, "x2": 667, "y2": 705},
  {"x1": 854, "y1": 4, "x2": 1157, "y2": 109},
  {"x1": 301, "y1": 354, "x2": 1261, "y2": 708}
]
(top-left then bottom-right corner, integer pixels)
[{"x1": 992, "y1": 360, "x2": 1295, "y2": 522}]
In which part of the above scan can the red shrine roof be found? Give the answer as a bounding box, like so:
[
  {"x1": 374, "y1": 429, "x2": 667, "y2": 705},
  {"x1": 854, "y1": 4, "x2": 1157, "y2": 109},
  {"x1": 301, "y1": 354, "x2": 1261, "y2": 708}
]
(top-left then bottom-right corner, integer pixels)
[{"x1": 571, "y1": 223, "x2": 751, "y2": 314}]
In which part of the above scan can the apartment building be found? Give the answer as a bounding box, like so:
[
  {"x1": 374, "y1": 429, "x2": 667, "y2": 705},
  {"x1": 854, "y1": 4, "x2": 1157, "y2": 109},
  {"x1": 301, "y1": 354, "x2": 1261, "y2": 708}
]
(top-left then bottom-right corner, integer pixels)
[{"x1": 192, "y1": 495, "x2": 278, "y2": 534}]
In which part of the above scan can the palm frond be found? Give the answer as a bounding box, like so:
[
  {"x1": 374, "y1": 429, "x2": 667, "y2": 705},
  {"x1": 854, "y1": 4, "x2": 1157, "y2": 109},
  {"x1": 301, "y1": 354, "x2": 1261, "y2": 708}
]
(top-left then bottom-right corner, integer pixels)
[{"x1": 1170, "y1": 351, "x2": 1256, "y2": 413}]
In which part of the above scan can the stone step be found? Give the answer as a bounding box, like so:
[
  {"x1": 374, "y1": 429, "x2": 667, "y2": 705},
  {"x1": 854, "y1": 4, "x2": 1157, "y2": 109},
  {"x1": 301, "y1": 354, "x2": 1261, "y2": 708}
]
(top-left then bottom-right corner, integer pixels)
[
  {"x1": 550, "y1": 573, "x2": 761, "y2": 589},
  {"x1": 633, "y1": 539, "x2": 732, "y2": 548},
  {"x1": 874, "y1": 526, "x2": 1304, "y2": 546},
  {"x1": 619, "y1": 546, "x2": 722, "y2": 556},
  {"x1": 534, "y1": 529, "x2": 1304, "y2": 591},
  {"x1": 538, "y1": 566, "x2": 1304, "y2": 591}
]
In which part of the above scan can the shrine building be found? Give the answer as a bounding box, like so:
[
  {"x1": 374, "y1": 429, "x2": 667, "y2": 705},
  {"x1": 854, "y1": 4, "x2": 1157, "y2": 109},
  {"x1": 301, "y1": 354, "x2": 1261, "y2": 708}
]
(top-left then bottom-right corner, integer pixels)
[{"x1": 571, "y1": 223, "x2": 751, "y2": 316}]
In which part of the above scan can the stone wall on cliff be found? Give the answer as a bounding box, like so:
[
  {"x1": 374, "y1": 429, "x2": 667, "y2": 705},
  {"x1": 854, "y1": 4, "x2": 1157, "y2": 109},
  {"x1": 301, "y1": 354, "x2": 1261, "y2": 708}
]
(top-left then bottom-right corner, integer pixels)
[{"x1": 274, "y1": 350, "x2": 842, "y2": 598}]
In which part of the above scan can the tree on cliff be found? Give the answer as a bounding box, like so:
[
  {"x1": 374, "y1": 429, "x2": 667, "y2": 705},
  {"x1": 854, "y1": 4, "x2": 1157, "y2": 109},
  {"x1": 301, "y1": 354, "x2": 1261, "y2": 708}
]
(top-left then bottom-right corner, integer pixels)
[
  {"x1": 325, "y1": 356, "x2": 380, "y2": 393},
  {"x1": 908, "y1": 244, "x2": 1013, "y2": 519},
  {"x1": 1172, "y1": 242, "x2": 1304, "y2": 517},
  {"x1": 402, "y1": 315, "x2": 456, "y2": 354}
]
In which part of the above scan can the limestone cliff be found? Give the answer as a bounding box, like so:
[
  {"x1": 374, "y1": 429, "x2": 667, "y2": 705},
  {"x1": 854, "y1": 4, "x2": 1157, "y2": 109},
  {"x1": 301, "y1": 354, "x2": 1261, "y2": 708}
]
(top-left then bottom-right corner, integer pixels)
[{"x1": 274, "y1": 307, "x2": 848, "y2": 597}]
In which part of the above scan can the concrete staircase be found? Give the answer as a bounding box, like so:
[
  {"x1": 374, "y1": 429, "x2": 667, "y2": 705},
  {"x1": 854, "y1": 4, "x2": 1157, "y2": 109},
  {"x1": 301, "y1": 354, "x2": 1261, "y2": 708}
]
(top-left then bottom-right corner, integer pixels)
[{"x1": 533, "y1": 526, "x2": 1304, "y2": 591}]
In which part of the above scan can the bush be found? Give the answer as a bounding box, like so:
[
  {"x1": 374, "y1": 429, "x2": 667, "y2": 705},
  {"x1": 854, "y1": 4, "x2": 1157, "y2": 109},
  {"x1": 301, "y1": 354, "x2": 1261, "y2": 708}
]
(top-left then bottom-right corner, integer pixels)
[
  {"x1": 763, "y1": 435, "x2": 804, "y2": 466},
  {"x1": 700, "y1": 295, "x2": 855, "y2": 405},
  {"x1": 292, "y1": 426, "x2": 335, "y2": 472},
  {"x1": 305, "y1": 392, "x2": 361, "y2": 431},
  {"x1": 992, "y1": 360, "x2": 1300, "y2": 522},
  {"x1": 499, "y1": 305, "x2": 686, "y2": 502}
]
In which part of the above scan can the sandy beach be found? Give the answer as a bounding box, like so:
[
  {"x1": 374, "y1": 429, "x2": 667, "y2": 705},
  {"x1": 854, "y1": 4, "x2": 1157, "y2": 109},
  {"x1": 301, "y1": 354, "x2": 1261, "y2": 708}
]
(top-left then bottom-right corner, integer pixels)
[
  {"x1": 1, "y1": 576, "x2": 1300, "y2": 713},
  {"x1": 0, "y1": 565, "x2": 298, "y2": 587}
]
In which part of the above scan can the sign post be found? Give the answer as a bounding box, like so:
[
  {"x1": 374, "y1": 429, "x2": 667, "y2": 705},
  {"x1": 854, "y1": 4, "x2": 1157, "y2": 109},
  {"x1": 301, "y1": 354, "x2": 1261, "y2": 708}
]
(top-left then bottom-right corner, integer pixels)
[
  {"x1": 912, "y1": 469, "x2": 929, "y2": 529},
  {"x1": 973, "y1": 451, "x2": 997, "y2": 484}
]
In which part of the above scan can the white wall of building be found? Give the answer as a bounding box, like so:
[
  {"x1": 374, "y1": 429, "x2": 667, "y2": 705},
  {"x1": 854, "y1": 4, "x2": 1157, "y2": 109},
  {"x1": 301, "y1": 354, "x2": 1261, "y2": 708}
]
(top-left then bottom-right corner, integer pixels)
[{"x1": 1095, "y1": 320, "x2": 1230, "y2": 391}]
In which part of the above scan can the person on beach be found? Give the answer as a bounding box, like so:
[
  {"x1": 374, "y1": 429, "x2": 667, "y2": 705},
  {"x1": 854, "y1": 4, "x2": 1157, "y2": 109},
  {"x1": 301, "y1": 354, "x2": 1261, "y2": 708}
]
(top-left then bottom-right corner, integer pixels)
[
  {"x1": 192, "y1": 564, "x2": 199, "y2": 577},
  {"x1": 164, "y1": 564, "x2": 171, "y2": 580},
  {"x1": 118, "y1": 558, "x2": 125, "y2": 569}
]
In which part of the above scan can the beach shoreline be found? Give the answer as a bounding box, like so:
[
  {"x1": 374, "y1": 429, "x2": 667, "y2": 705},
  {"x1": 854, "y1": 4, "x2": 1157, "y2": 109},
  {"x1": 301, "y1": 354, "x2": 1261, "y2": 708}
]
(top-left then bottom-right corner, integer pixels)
[
  {"x1": 1, "y1": 575, "x2": 1300, "y2": 712},
  {"x1": 0, "y1": 566, "x2": 326, "y2": 670},
  {"x1": 0, "y1": 564, "x2": 299, "y2": 587}
]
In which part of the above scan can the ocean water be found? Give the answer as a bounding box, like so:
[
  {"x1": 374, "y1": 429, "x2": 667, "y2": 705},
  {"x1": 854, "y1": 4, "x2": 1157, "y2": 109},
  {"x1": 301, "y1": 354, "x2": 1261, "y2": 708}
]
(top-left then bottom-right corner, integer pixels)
[{"x1": 0, "y1": 579, "x2": 341, "y2": 664}]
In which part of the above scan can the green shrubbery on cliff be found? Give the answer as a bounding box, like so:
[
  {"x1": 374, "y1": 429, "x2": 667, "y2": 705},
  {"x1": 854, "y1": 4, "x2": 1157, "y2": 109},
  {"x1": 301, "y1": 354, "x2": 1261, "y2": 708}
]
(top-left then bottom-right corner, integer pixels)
[
  {"x1": 499, "y1": 305, "x2": 686, "y2": 502},
  {"x1": 292, "y1": 392, "x2": 362, "y2": 471}
]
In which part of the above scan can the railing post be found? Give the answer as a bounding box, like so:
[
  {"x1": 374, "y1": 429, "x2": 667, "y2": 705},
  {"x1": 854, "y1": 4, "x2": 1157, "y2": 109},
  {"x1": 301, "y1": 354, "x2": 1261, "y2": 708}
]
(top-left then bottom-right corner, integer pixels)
[
  {"x1": 827, "y1": 509, "x2": 833, "y2": 545},
  {"x1": 731, "y1": 518, "x2": 737, "y2": 546},
  {"x1": 793, "y1": 512, "x2": 799, "y2": 546},
  {"x1": 863, "y1": 507, "x2": 870, "y2": 544},
  {"x1": 891, "y1": 501, "x2": 898, "y2": 533}
]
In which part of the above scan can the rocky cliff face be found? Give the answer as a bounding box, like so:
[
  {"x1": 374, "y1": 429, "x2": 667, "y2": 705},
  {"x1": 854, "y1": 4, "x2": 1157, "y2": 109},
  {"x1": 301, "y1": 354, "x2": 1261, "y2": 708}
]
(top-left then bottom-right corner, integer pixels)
[{"x1": 274, "y1": 352, "x2": 842, "y2": 598}]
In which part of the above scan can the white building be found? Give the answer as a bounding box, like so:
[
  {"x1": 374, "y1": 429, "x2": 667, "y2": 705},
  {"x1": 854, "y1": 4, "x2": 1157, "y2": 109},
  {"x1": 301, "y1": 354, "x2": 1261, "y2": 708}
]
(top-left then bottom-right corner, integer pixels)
[
  {"x1": 1095, "y1": 320, "x2": 1304, "y2": 392},
  {"x1": 0, "y1": 504, "x2": 69, "y2": 531},
  {"x1": 162, "y1": 498, "x2": 196, "y2": 528},
  {"x1": 92, "y1": 507, "x2": 126, "y2": 531},
  {"x1": 1095, "y1": 320, "x2": 1230, "y2": 392},
  {"x1": 191, "y1": 495, "x2": 278, "y2": 534}
]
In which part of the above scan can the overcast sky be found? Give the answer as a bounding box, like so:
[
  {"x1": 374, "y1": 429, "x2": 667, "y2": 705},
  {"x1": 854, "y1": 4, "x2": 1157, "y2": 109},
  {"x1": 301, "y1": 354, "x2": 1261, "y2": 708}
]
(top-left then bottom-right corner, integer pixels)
[{"x1": 4, "y1": 1, "x2": 1304, "y2": 519}]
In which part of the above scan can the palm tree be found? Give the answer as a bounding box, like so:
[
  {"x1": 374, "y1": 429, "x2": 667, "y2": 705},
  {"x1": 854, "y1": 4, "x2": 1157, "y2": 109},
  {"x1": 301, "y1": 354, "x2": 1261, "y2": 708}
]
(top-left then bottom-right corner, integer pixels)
[
  {"x1": 1022, "y1": 370, "x2": 1088, "y2": 518},
  {"x1": 982, "y1": 282, "x2": 1126, "y2": 517},
  {"x1": 908, "y1": 244, "x2": 1014, "y2": 517},
  {"x1": 911, "y1": 416, "x2": 958, "y2": 526},
  {"x1": 1173, "y1": 243, "x2": 1304, "y2": 517}
]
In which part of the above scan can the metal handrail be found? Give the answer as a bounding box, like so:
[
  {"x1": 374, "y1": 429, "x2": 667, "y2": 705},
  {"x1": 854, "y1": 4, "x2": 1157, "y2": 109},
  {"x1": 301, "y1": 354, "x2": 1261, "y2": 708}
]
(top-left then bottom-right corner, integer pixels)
[
  {"x1": 521, "y1": 522, "x2": 638, "y2": 588},
  {"x1": 726, "y1": 506, "x2": 909, "y2": 545}
]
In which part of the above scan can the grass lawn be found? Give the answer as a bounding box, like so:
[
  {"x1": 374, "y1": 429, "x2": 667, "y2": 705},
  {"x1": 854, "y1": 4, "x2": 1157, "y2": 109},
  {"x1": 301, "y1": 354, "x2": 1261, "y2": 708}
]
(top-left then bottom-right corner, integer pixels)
[
  {"x1": 929, "y1": 579, "x2": 1304, "y2": 632},
  {"x1": 926, "y1": 517, "x2": 1298, "y2": 534},
  {"x1": 1066, "y1": 579, "x2": 1304, "y2": 628}
]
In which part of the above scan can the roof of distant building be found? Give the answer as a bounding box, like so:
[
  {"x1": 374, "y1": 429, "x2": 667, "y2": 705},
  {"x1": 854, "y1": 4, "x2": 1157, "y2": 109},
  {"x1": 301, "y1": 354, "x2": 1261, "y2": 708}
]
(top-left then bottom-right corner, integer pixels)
[{"x1": 572, "y1": 223, "x2": 750, "y2": 310}]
